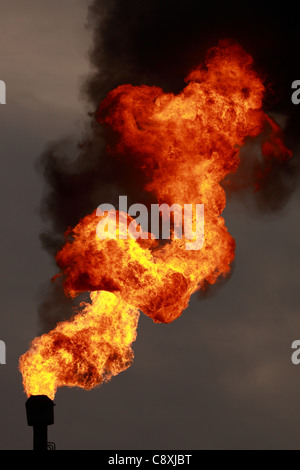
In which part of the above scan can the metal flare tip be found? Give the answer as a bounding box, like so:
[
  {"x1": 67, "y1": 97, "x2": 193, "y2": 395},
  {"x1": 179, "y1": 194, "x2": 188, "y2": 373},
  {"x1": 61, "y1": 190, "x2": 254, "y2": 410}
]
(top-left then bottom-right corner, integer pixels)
[{"x1": 25, "y1": 395, "x2": 55, "y2": 450}]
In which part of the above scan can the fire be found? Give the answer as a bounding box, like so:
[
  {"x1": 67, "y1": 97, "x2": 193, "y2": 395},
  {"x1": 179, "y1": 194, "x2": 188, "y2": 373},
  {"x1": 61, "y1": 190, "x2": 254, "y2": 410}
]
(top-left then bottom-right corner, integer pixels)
[
  {"x1": 19, "y1": 41, "x2": 291, "y2": 398},
  {"x1": 19, "y1": 291, "x2": 139, "y2": 400}
]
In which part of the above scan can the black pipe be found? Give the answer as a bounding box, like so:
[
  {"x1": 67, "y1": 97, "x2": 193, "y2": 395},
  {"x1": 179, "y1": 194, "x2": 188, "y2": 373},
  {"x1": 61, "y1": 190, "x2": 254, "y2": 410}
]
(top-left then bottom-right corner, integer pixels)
[
  {"x1": 32, "y1": 424, "x2": 48, "y2": 450},
  {"x1": 25, "y1": 395, "x2": 54, "y2": 450}
]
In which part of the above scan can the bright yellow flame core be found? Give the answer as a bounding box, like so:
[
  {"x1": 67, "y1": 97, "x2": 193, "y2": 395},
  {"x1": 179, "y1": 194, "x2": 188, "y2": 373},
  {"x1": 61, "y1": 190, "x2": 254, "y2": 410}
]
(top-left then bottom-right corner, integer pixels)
[{"x1": 19, "y1": 291, "x2": 139, "y2": 399}]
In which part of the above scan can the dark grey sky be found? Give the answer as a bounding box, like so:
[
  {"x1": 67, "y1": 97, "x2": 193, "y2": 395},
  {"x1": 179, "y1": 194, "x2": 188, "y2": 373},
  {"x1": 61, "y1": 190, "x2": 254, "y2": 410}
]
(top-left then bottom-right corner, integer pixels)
[{"x1": 1, "y1": 0, "x2": 300, "y2": 450}]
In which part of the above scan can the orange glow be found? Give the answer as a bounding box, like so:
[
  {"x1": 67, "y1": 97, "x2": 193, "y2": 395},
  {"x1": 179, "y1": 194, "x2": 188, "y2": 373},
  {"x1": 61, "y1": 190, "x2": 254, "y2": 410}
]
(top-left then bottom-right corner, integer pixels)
[
  {"x1": 19, "y1": 291, "x2": 139, "y2": 400},
  {"x1": 19, "y1": 41, "x2": 291, "y2": 398}
]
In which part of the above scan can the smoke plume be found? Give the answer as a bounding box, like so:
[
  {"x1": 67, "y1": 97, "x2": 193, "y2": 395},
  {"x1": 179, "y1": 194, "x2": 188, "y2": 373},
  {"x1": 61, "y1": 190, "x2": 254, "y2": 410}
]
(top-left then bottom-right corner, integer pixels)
[{"x1": 36, "y1": 0, "x2": 299, "y2": 332}]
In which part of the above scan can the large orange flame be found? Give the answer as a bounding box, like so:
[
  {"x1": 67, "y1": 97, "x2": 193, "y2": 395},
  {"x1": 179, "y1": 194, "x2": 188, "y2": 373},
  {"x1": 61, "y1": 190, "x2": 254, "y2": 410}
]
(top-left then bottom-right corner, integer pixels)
[
  {"x1": 19, "y1": 41, "x2": 291, "y2": 398},
  {"x1": 19, "y1": 291, "x2": 139, "y2": 400}
]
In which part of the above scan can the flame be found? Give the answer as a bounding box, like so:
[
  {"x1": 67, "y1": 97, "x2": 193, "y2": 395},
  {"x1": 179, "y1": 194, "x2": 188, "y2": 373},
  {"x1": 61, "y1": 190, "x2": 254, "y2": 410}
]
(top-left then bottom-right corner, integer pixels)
[
  {"x1": 19, "y1": 291, "x2": 139, "y2": 400},
  {"x1": 19, "y1": 41, "x2": 291, "y2": 398}
]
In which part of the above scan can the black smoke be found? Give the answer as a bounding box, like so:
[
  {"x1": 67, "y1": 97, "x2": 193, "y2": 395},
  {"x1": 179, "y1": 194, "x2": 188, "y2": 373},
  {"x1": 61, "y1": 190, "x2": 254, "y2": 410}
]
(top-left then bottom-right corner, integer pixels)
[{"x1": 37, "y1": 0, "x2": 300, "y2": 331}]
